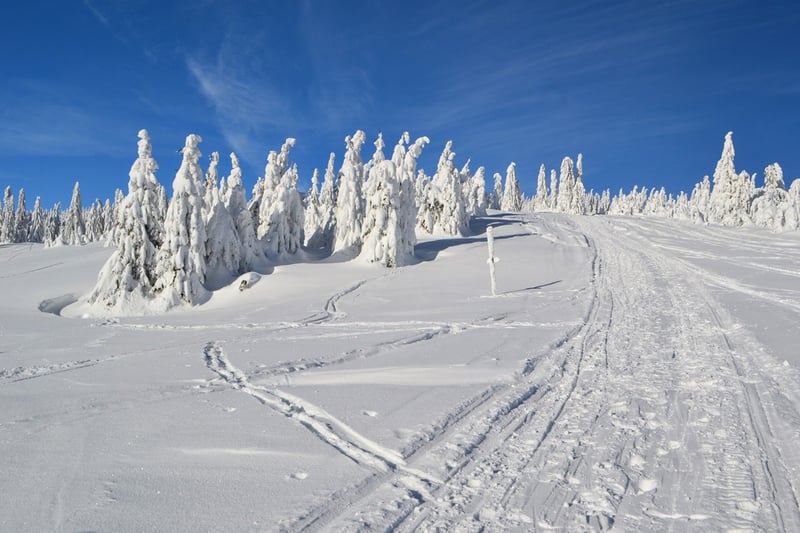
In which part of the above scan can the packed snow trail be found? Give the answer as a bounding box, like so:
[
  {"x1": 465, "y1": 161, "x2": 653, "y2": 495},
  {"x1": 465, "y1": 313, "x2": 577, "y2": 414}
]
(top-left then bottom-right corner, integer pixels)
[{"x1": 309, "y1": 214, "x2": 800, "y2": 531}]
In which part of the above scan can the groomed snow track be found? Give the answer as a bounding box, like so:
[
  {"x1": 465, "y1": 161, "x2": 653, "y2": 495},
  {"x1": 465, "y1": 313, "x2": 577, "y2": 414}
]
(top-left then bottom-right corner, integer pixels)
[{"x1": 255, "y1": 214, "x2": 800, "y2": 531}]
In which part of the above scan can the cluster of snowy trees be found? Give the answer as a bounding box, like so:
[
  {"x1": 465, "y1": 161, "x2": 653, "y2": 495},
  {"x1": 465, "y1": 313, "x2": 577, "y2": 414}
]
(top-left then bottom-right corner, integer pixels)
[
  {"x1": 0, "y1": 182, "x2": 119, "y2": 246},
  {"x1": 602, "y1": 132, "x2": 800, "y2": 232},
  {"x1": 3, "y1": 128, "x2": 797, "y2": 312},
  {"x1": 82, "y1": 129, "x2": 496, "y2": 311}
]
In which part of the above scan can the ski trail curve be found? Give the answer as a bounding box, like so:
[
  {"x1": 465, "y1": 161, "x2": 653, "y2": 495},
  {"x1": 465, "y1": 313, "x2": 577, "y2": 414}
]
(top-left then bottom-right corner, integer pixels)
[{"x1": 203, "y1": 342, "x2": 439, "y2": 485}]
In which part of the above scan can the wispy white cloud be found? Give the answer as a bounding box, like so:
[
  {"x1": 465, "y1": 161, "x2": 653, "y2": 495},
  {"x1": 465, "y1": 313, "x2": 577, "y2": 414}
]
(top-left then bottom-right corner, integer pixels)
[
  {"x1": 82, "y1": 0, "x2": 110, "y2": 28},
  {"x1": 186, "y1": 51, "x2": 297, "y2": 164}
]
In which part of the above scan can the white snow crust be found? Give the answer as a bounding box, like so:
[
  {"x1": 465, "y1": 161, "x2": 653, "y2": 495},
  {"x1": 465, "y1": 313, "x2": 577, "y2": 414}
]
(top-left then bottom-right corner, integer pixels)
[{"x1": 2, "y1": 213, "x2": 800, "y2": 531}]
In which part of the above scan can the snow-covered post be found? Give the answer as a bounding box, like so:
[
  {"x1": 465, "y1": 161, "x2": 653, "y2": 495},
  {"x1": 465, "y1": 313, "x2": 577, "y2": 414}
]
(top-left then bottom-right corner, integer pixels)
[{"x1": 486, "y1": 225, "x2": 499, "y2": 296}]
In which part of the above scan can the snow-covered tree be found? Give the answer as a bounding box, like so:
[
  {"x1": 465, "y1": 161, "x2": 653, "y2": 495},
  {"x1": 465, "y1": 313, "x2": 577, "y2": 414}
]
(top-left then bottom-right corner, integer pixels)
[
  {"x1": 202, "y1": 151, "x2": 241, "y2": 277},
  {"x1": 533, "y1": 164, "x2": 548, "y2": 211},
  {"x1": 556, "y1": 157, "x2": 575, "y2": 214},
  {"x1": 571, "y1": 154, "x2": 587, "y2": 215},
  {"x1": 60, "y1": 182, "x2": 86, "y2": 245},
  {"x1": 264, "y1": 163, "x2": 305, "y2": 258},
  {"x1": 223, "y1": 152, "x2": 258, "y2": 271},
  {"x1": 689, "y1": 175, "x2": 712, "y2": 222},
  {"x1": 257, "y1": 138, "x2": 295, "y2": 241},
  {"x1": 427, "y1": 141, "x2": 469, "y2": 235},
  {"x1": 106, "y1": 188, "x2": 126, "y2": 246},
  {"x1": 257, "y1": 138, "x2": 303, "y2": 257},
  {"x1": 44, "y1": 202, "x2": 62, "y2": 246},
  {"x1": 359, "y1": 132, "x2": 426, "y2": 267},
  {"x1": 750, "y1": 163, "x2": 793, "y2": 231},
  {"x1": 304, "y1": 169, "x2": 325, "y2": 249},
  {"x1": 415, "y1": 169, "x2": 435, "y2": 233},
  {"x1": 501, "y1": 162, "x2": 523, "y2": 212},
  {"x1": 29, "y1": 197, "x2": 45, "y2": 243},
  {"x1": 399, "y1": 135, "x2": 428, "y2": 252},
  {"x1": 708, "y1": 131, "x2": 751, "y2": 226},
  {"x1": 2, "y1": 186, "x2": 15, "y2": 243},
  {"x1": 333, "y1": 130, "x2": 367, "y2": 255},
  {"x1": 89, "y1": 129, "x2": 167, "y2": 309},
  {"x1": 153, "y1": 134, "x2": 209, "y2": 308},
  {"x1": 316, "y1": 152, "x2": 338, "y2": 252},
  {"x1": 360, "y1": 137, "x2": 401, "y2": 266},
  {"x1": 13, "y1": 189, "x2": 30, "y2": 242},
  {"x1": 203, "y1": 151, "x2": 219, "y2": 221},
  {"x1": 547, "y1": 169, "x2": 558, "y2": 210},
  {"x1": 490, "y1": 172, "x2": 503, "y2": 210},
  {"x1": 466, "y1": 166, "x2": 487, "y2": 217}
]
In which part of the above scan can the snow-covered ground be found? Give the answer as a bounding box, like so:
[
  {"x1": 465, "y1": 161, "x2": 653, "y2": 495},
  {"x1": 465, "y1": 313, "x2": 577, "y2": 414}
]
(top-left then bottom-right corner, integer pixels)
[{"x1": 2, "y1": 212, "x2": 799, "y2": 531}]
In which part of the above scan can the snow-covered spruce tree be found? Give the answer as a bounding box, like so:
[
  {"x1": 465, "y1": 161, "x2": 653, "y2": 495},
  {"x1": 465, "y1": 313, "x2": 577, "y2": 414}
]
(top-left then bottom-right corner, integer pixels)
[
  {"x1": 556, "y1": 157, "x2": 575, "y2": 214},
  {"x1": 29, "y1": 197, "x2": 45, "y2": 243},
  {"x1": 248, "y1": 177, "x2": 265, "y2": 229},
  {"x1": 415, "y1": 170, "x2": 435, "y2": 233},
  {"x1": 101, "y1": 198, "x2": 113, "y2": 237},
  {"x1": 105, "y1": 188, "x2": 126, "y2": 246},
  {"x1": 490, "y1": 172, "x2": 503, "y2": 210},
  {"x1": 44, "y1": 203, "x2": 62, "y2": 246},
  {"x1": 1, "y1": 186, "x2": 15, "y2": 243},
  {"x1": 84, "y1": 199, "x2": 104, "y2": 242},
  {"x1": 257, "y1": 138, "x2": 302, "y2": 258},
  {"x1": 533, "y1": 164, "x2": 548, "y2": 211},
  {"x1": 674, "y1": 191, "x2": 691, "y2": 220},
  {"x1": 203, "y1": 151, "x2": 220, "y2": 221},
  {"x1": 204, "y1": 164, "x2": 240, "y2": 280},
  {"x1": 547, "y1": 169, "x2": 558, "y2": 209},
  {"x1": 89, "y1": 129, "x2": 167, "y2": 309},
  {"x1": 501, "y1": 162, "x2": 523, "y2": 212},
  {"x1": 263, "y1": 163, "x2": 304, "y2": 258},
  {"x1": 257, "y1": 138, "x2": 295, "y2": 238},
  {"x1": 750, "y1": 163, "x2": 793, "y2": 231},
  {"x1": 333, "y1": 130, "x2": 367, "y2": 255},
  {"x1": 469, "y1": 166, "x2": 488, "y2": 217},
  {"x1": 59, "y1": 182, "x2": 86, "y2": 245},
  {"x1": 689, "y1": 175, "x2": 712, "y2": 222},
  {"x1": 398, "y1": 134, "x2": 429, "y2": 253},
  {"x1": 788, "y1": 178, "x2": 800, "y2": 230},
  {"x1": 157, "y1": 183, "x2": 168, "y2": 222},
  {"x1": 708, "y1": 131, "x2": 751, "y2": 226},
  {"x1": 431, "y1": 141, "x2": 469, "y2": 235},
  {"x1": 363, "y1": 131, "x2": 385, "y2": 180},
  {"x1": 458, "y1": 159, "x2": 475, "y2": 215},
  {"x1": 571, "y1": 154, "x2": 587, "y2": 215},
  {"x1": 304, "y1": 169, "x2": 324, "y2": 248},
  {"x1": 223, "y1": 152, "x2": 258, "y2": 271},
  {"x1": 359, "y1": 132, "x2": 425, "y2": 267},
  {"x1": 317, "y1": 152, "x2": 338, "y2": 252},
  {"x1": 360, "y1": 136, "x2": 402, "y2": 266},
  {"x1": 153, "y1": 134, "x2": 209, "y2": 308},
  {"x1": 13, "y1": 189, "x2": 30, "y2": 242}
]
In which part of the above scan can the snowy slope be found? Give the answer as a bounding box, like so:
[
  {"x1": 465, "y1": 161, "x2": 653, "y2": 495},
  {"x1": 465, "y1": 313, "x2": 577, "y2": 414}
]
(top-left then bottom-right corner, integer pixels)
[{"x1": 1, "y1": 213, "x2": 799, "y2": 531}]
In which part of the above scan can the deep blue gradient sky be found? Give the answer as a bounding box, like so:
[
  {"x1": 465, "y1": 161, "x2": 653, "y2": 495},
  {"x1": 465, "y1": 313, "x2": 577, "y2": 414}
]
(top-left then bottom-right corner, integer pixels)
[{"x1": 1, "y1": 0, "x2": 799, "y2": 207}]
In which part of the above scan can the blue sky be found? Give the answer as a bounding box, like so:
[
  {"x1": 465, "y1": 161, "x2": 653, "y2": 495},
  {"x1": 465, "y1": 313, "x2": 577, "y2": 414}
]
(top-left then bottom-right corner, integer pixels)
[{"x1": 1, "y1": 0, "x2": 798, "y2": 208}]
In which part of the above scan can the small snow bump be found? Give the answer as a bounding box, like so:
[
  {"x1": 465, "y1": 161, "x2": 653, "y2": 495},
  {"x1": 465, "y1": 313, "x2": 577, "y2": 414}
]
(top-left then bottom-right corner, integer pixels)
[
  {"x1": 638, "y1": 478, "x2": 658, "y2": 493},
  {"x1": 290, "y1": 472, "x2": 308, "y2": 480}
]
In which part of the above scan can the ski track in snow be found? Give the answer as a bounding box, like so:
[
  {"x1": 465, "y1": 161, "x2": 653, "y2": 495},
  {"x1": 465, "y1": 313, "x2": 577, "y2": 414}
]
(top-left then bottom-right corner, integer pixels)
[
  {"x1": 290, "y1": 214, "x2": 800, "y2": 532},
  {"x1": 203, "y1": 342, "x2": 441, "y2": 484},
  {"x1": 6, "y1": 215, "x2": 800, "y2": 531}
]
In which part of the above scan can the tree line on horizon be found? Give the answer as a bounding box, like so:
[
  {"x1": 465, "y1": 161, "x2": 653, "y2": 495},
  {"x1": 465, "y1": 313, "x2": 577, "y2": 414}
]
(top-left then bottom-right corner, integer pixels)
[{"x1": 0, "y1": 129, "x2": 797, "y2": 312}]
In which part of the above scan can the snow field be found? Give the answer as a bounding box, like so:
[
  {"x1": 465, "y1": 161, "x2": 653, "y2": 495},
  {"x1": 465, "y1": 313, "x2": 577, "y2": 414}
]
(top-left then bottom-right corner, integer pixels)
[{"x1": 2, "y1": 212, "x2": 800, "y2": 531}]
